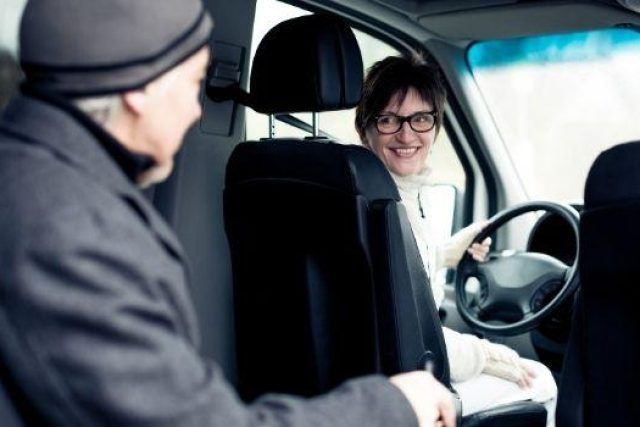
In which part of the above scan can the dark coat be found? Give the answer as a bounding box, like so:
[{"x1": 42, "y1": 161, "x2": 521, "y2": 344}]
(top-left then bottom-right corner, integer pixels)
[{"x1": 0, "y1": 95, "x2": 417, "y2": 427}]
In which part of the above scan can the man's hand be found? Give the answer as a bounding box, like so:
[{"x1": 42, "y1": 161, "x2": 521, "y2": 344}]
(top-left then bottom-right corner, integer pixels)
[{"x1": 389, "y1": 371, "x2": 456, "y2": 427}]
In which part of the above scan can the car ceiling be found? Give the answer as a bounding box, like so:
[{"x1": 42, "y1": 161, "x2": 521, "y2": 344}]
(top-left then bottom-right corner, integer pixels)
[{"x1": 310, "y1": 0, "x2": 640, "y2": 42}]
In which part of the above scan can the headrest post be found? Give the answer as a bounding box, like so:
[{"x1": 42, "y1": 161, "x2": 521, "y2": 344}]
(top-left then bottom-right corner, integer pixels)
[
  {"x1": 268, "y1": 114, "x2": 275, "y2": 139},
  {"x1": 312, "y1": 113, "x2": 319, "y2": 137}
]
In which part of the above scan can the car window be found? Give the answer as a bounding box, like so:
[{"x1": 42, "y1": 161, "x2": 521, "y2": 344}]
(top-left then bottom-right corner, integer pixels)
[
  {"x1": 0, "y1": 0, "x2": 26, "y2": 113},
  {"x1": 468, "y1": 28, "x2": 640, "y2": 202},
  {"x1": 0, "y1": 0, "x2": 25, "y2": 57}
]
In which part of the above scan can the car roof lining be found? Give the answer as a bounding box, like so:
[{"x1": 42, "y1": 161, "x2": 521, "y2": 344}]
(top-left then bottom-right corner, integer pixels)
[
  {"x1": 418, "y1": 1, "x2": 640, "y2": 41},
  {"x1": 372, "y1": 0, "x2": 621, "y2": 16},
  {"x1": 303, "y1": 0, "x2": 640, "y2": 42}
]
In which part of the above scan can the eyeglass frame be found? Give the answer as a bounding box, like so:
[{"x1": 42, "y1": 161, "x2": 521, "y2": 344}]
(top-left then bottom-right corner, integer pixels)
[{"x1": 371, "y1": 111, "x2": 438, "y2": 135}]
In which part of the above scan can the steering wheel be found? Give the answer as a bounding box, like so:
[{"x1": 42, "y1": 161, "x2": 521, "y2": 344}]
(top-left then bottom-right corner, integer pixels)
[{"x1": 455, "y1": 201, "x2": 580, "y2": 336}]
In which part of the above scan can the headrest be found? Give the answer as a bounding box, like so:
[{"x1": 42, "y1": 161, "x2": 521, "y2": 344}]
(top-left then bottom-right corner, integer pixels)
[
  {"x1": 585, "y1": 141, "x2": 640, "y2": 209},
  {"x1": 226, "y1": 140, "x2": 400, "y2": 201},
  {"x1": 250, "y1": 14, "x2": 363, "y2": 114},
  {"x1": 207, "y1": 14, "x2": 363, "y2": 114}
]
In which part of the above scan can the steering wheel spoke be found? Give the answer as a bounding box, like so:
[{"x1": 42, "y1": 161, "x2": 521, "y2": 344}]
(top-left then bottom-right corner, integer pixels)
[{"x1": 455, "y1": 201, "x2": 580, "y2": 336}]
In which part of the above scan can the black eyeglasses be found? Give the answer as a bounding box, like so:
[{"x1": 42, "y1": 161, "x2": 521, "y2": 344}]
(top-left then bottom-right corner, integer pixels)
[{"x1": 372, "y1": 111, "x2": 437, "y2": 134}]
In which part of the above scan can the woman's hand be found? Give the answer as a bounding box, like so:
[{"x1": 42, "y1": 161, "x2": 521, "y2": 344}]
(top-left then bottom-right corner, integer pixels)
[
  {"x1": 466, "y1": 238, "x2": 491, "y2": 263},
  {"x1": 440, "y1": 221, "x2": 492, "y2": 269},
  {"x1": 480, "y1": 340, "x2": 536, "y2": 388}
]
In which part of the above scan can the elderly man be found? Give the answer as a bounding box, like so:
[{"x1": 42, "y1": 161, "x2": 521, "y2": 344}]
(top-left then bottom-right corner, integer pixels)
[{"x1": 0, "y1": 1, "x2": 455, "y2": 426}]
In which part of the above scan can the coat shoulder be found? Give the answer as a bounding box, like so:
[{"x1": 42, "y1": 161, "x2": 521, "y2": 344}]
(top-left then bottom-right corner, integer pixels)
[{"x1": 0, "y1": 136, "x2": 131, "y2": 251}]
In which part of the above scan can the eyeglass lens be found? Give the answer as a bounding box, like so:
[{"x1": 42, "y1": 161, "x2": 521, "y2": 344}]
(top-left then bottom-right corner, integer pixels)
[{"x1": 375, "y1": 113, "x2": 435, "y2": 134}]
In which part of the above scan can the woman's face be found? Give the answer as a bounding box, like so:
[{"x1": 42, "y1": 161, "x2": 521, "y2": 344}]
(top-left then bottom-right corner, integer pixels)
[{"x1": 364, "y1": 87, "x2": 436, "y2": 177}]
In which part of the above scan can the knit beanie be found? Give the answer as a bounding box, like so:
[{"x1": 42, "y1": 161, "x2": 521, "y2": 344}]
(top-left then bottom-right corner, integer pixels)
[{"x1": 19, "y1": 0, "x2": 213, "y2": 96}]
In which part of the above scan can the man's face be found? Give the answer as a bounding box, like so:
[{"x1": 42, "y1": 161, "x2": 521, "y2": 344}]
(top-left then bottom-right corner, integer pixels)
[{"x1": 135, "y1": 47, "x2": 210, "y2": 185}]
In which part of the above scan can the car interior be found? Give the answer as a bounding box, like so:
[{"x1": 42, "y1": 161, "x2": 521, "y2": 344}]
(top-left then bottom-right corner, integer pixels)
[
  {"x1": 220, "y1": 12, "x2": 546, "y2": 426},
  {"x1": 2, "y1": 0, "x2": 640, "y2": 425}
]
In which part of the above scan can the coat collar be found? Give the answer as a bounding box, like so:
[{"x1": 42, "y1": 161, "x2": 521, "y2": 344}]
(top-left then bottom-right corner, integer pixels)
[{"x1": 0, "y1": 94, "x2": 187, "y2": 263}]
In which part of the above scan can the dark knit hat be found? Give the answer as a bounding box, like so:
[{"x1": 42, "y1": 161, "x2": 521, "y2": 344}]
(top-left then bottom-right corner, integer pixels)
[{"x1": 19, "y1": 0, "x2": 213, "y2": 96}]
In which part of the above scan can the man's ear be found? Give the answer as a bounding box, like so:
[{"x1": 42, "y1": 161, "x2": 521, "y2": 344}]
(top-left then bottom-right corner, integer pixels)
[{"x1": 121, "y1": 89, "x2": 148, "y2": 116}]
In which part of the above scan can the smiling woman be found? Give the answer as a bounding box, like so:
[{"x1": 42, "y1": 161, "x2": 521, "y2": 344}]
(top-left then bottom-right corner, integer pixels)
[{"x1": 354, "y1": 54, "x2": 558, "y2": 424}]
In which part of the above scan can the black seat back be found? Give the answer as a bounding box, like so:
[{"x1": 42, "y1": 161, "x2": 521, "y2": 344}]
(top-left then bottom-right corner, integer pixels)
[
  {"x1": 557, "y1": 140, "x2": 640, "y2": 426},
  {"x1": 223, "y1": 14, "x2": 450, "y2": 401},
  {"x1": 225, "y1": 139, "x2": 450, "y2": 400}
]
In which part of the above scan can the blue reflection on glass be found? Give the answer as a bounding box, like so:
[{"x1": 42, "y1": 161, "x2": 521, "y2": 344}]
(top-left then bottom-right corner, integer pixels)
[{"x1": 468, "y1": 28, "x2": 640, "y2": 69}]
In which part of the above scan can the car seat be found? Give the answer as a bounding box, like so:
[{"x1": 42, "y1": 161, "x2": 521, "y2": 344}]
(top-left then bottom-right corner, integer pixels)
[
  {"x1": 556, "y1": 141, "x2": 640, "y2": 427},
  {"x1": 218, "y1": 13, "x2": 546, "y2": 426}
]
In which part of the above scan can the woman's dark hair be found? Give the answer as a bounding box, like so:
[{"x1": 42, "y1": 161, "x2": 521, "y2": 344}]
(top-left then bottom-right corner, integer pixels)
[{"x1": 355, "y1": 54, "x2": 446, "y2": 144}]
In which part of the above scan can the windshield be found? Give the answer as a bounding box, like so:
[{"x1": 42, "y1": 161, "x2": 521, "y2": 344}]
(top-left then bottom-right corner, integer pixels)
[{"x1": 468, "y1": 28, "x2": 640, "y2": 202}]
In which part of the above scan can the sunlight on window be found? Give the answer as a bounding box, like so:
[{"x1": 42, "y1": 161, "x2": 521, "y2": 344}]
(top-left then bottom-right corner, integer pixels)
[
  {"x1": 469, "y1": 29, "x2": 640, "y2": 201},
  {"x1": 0, "y1": 0, "x2": 27, "y2": 56}
]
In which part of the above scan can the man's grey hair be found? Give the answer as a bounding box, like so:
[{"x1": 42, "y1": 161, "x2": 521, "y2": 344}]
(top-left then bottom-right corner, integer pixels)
[{"x1": 74, "y1": 94, "x2": 122, "y2": 126}]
